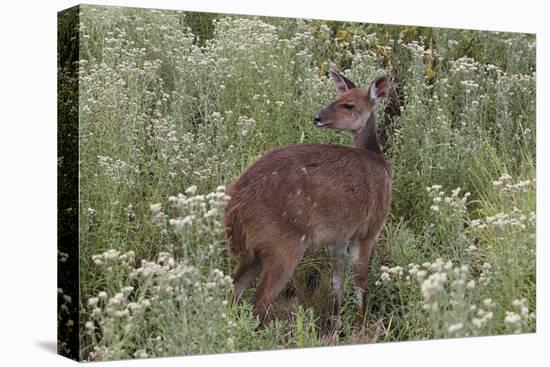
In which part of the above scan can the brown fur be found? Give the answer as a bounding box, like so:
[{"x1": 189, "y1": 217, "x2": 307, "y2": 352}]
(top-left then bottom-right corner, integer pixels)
[{"x1": 224, "y1": 71, "x2": 392, "y2": 325}]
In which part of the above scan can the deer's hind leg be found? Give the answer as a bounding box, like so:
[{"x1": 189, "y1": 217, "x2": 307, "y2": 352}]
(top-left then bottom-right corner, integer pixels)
[
  {"x1": 253, "y1": 236, "x2": 307, "y2": 324},
  {"x1": 233, "y1": 255, "x2": 262, "y2": 304}
]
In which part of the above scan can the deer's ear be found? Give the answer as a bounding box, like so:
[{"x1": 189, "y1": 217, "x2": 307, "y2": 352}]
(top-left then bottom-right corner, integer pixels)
[
  {"x1": 329, "y1": 69, "x2": 356, "y2": 94},
  {"x1": 369, "y1": 75, "x2": 390, "y2": 103}
]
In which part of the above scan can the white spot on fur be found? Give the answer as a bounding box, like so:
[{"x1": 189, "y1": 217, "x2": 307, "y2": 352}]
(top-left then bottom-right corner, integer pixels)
[
  {"x1": 351, "y1": 246, "x2": 359, "y2": 264},
  {"x1": 296, "y1": 189, "x2": 301, "y2": 195},
  {"x1": 332, "y1": 274, "x2": 342, "y2": 291},
  {"x1": 301, "y1": 167, "x2": 307, "y2": 174},
  {"x1": 301, "y1": 235, "x2": 306, "y2": 242},
  {"x1": 331, "y1": 243, "x2": 348, "y2": 257},
  {"x1": 272, "y1": 171, "x2": 278, "y2": 175},
  {"x1": 354, "y1": 285, "x2": 364, "y2": 304}
]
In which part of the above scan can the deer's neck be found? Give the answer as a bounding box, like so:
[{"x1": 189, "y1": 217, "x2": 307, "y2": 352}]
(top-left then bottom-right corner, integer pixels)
[{"x1": 353, "y1": 112, "x2": 381, "y2": 153}]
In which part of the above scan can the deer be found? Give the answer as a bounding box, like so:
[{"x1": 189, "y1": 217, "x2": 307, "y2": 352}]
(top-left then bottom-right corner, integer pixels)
[{"x1": 224, "y1": 70, "x2": 392, "y2": 326}]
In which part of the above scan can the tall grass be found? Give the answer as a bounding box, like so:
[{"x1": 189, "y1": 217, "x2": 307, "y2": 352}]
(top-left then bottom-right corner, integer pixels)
[{"x1": 59, "y1": 5, "x2": 536, "y2": 360}]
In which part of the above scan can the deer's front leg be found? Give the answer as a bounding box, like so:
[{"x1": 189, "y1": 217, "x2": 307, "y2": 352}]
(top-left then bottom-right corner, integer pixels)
[{"x1": 330, "y1": 242, "x2": 348, "y2": 325}]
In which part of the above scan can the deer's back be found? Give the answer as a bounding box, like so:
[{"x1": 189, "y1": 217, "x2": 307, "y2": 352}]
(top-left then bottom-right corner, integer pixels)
[{"x1": 226, "y1": 143, "x2": 392, "y2": 247}]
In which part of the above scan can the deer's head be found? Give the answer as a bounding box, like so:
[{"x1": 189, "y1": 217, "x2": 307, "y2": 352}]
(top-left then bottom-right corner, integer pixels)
[{"x1": 314, "y1": 70, "x2": 390, "y2": 133}]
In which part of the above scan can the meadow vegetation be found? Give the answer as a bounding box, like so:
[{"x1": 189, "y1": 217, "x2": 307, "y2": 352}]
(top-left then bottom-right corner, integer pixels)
[{"x1": 57, "y1": 5, "x2": 536, "y2": 360}]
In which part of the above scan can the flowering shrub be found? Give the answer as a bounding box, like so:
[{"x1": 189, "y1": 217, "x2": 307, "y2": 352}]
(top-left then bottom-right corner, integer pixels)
[
  {"x1": 85, "y1": 250, "x2": 236, "y2": 360},
  {"x1": 373, "y1": 255, "x2": 534, "y2": 339}
]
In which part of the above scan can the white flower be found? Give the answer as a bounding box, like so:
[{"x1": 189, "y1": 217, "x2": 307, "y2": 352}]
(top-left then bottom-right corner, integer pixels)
[
  {"x1": 109, "y1": 292, "x2": 124, "y2": 305},
  {"x1": 483, "y1": 298, "x2": 495, "y2": 309},
  {"x1": 88, "y1": 297, "x2": 99, "y2": 307},
  {"x1": 429, "y1": 258, "x2": 445, "y2": 272},
  {"x1": 128, "y1": 302, "x2": 141, "y2": 312},
  {"x1": 149, "y1": 203, "x2": 162, "y2": 213},
  {"x1": 134, "y1": 349, "x2": 148, "y2": 358},
  {"x1": 504, "y1": 312, "x2": 521, "y2": 326},
  {"x1": 205, "y1": 282, "x2": 217, "y2": 289},
  {"x1": 380, "y1": 272, "x2": 391, "y2": 282},
  {"x1": 236, "y1": 115, "x2": 257, "y2": 136},
  {"x1": 512, "y1": 298, "x2": 527, "y2": 308},
  {"x1": 114, "y1": 309, "x2": 130, "y2": 317},
  {"x1": 416, "y1": 270, "x2": 427, "y2": 282},
  {"x1": 472, "y1": 318, "x2": 483, "y2": 328},
  {"x1": 203, "y1": 208, "x2": 218, "y2": 218},
  {"x1": 388, "y1": 266, "x2": 403, "y2": 275},
  {"x1": 447, "y1": 323, "x2": 463, "y2": 333},
  {"x1": 409, "y1": 265, "x2": 419, "y2": 275},
  {"x1": 421, "y1": 272, "x2": 447, "y2": 300},
  {"x1": 185, "y1": 185, "x2": 197, "y2": 195},
  {"x1": 512, "y1": 299, "x2": 529, "y2": 316}
]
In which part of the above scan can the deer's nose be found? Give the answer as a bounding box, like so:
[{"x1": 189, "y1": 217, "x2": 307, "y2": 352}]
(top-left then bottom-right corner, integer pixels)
[{"x1": 313, "y1": 114, "x2": 322, "y2": 125}]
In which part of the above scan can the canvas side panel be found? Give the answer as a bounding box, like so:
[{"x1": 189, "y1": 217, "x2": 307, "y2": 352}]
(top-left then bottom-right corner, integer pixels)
[{"x1": 57, "y1": 5, "x2": 80, "y2": 361}]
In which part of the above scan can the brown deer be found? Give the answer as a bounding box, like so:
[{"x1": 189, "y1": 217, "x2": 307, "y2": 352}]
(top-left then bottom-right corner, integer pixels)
[{"x1": 224, "y1": 70, "x2": 392, "y2": 325}]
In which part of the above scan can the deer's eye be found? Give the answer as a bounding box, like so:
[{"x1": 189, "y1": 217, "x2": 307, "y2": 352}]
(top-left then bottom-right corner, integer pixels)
[{"x1": 342, "y1": 103, "x2": 354, "y2": 110}]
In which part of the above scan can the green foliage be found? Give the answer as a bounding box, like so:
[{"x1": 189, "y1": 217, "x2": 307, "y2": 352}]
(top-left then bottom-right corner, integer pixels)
[{"x1": 69, "y1": 5, "x2": 536, "y2": 360}]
